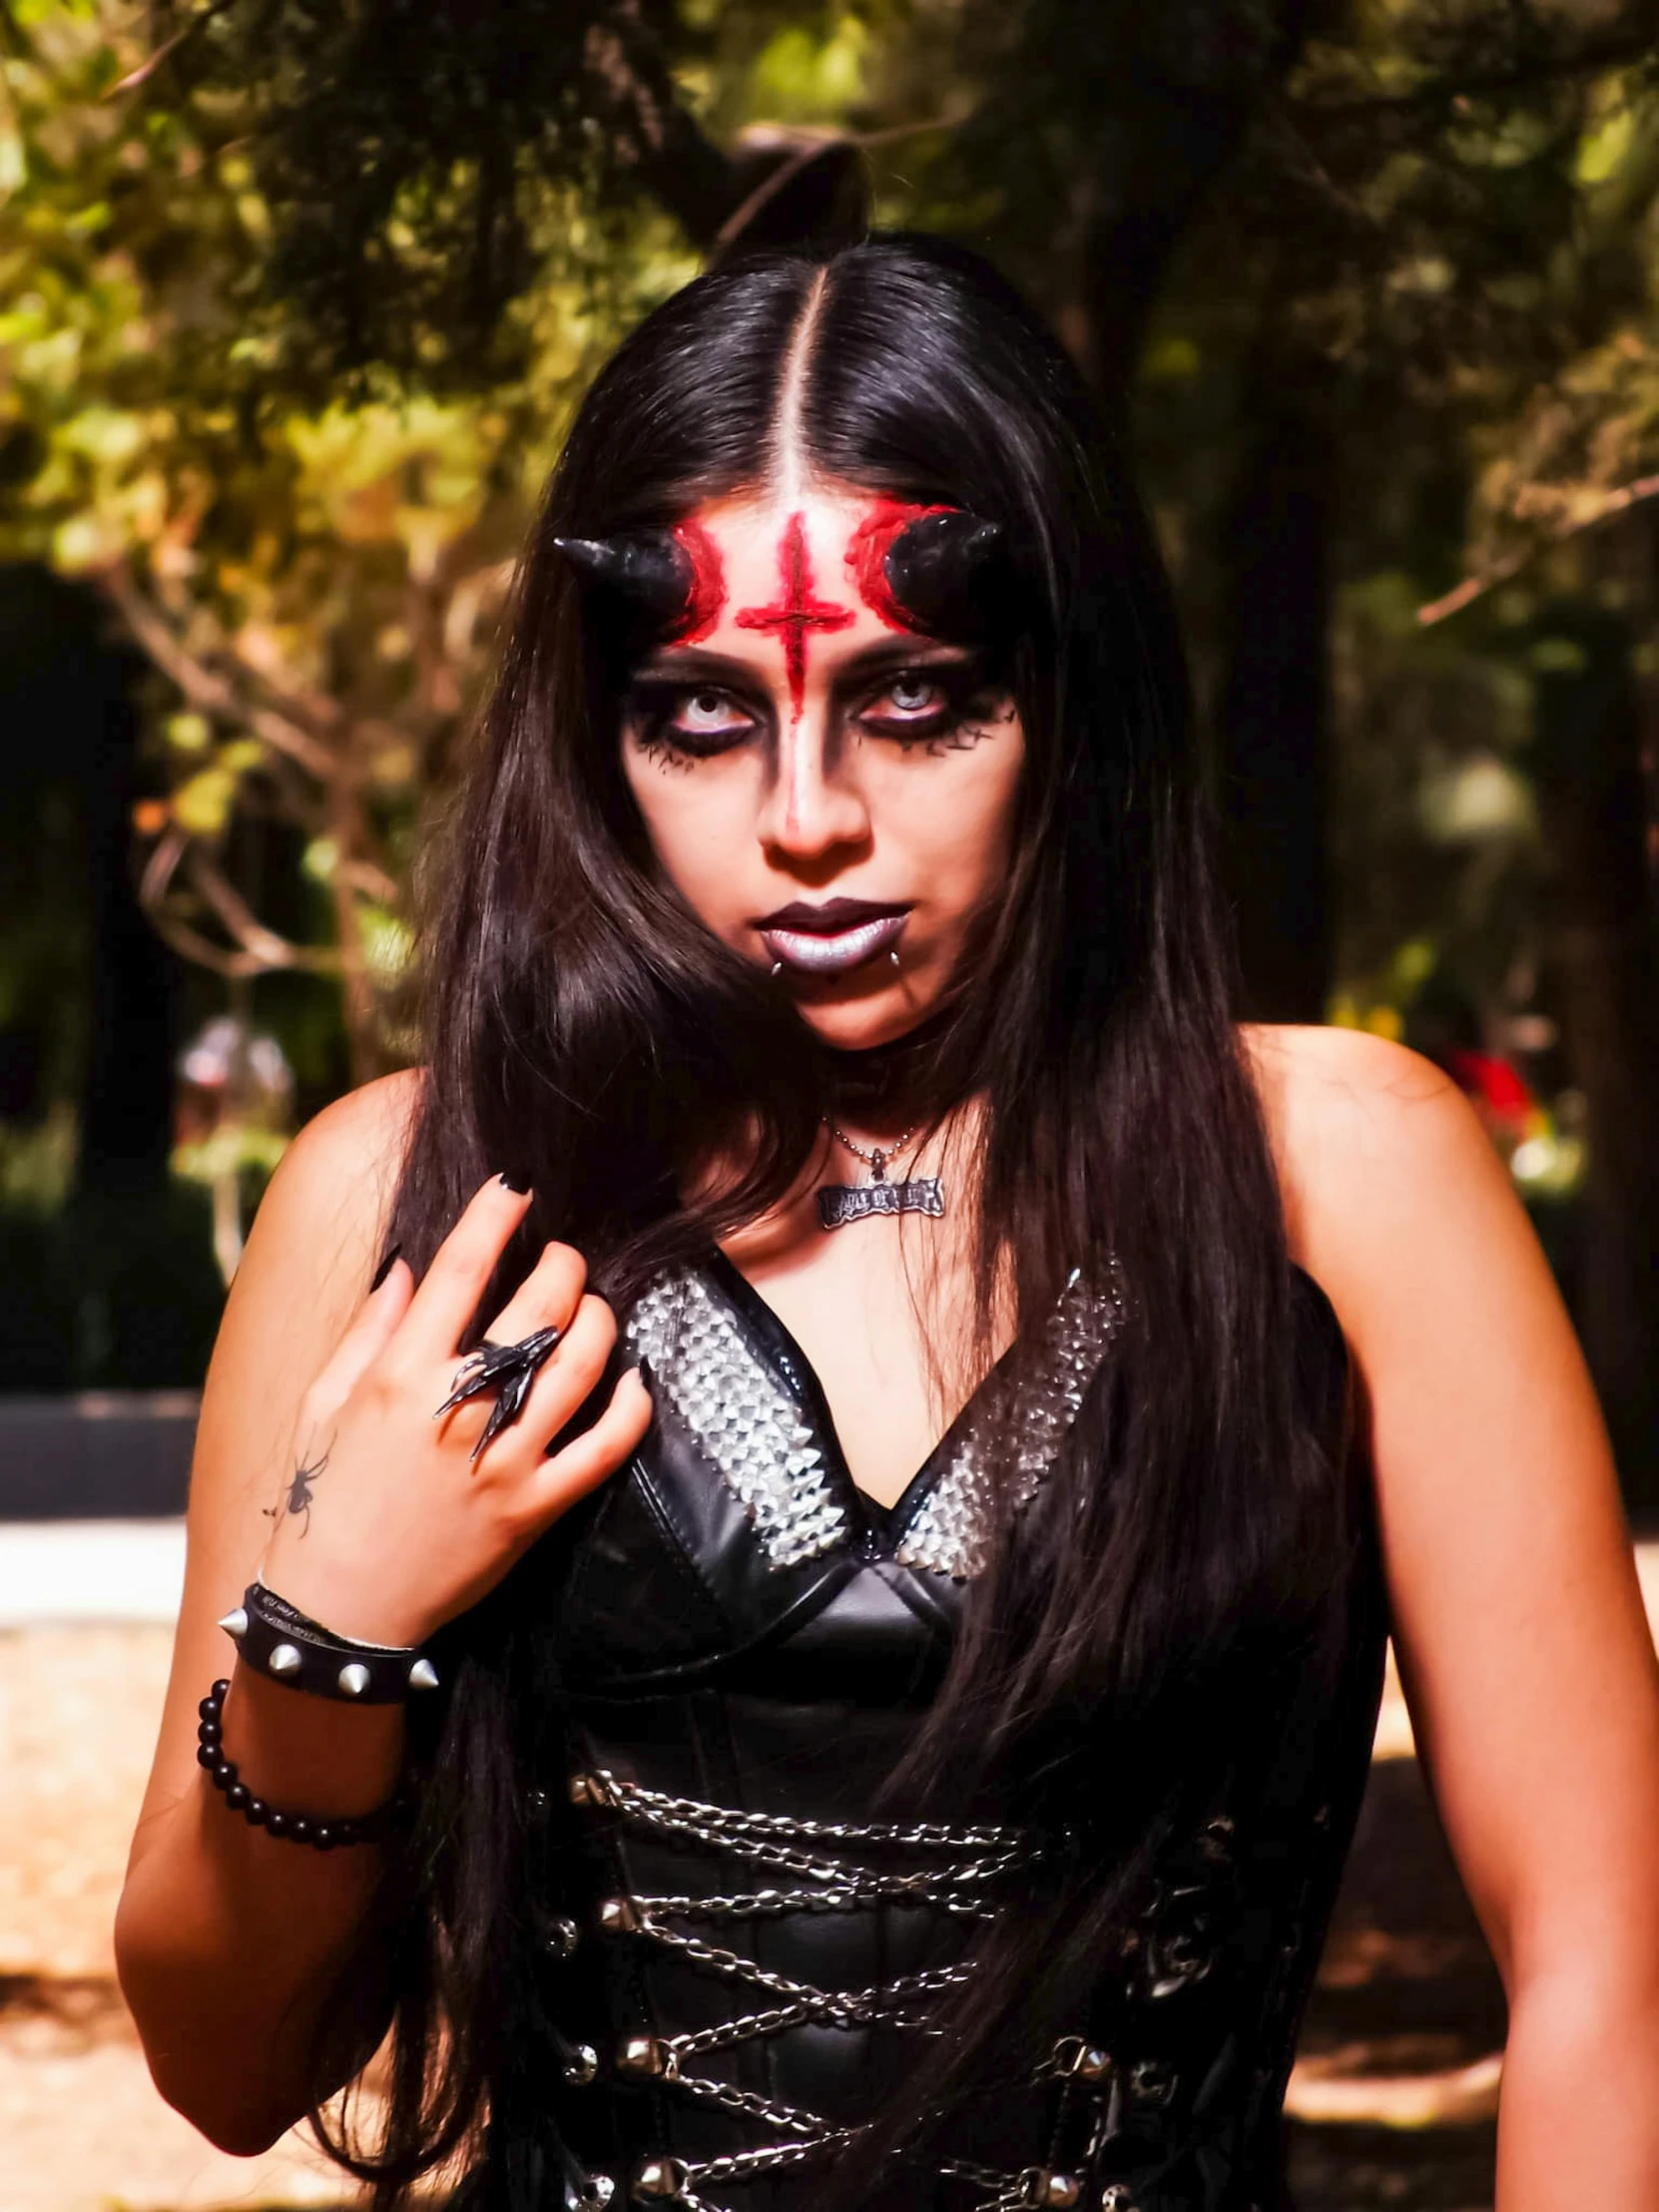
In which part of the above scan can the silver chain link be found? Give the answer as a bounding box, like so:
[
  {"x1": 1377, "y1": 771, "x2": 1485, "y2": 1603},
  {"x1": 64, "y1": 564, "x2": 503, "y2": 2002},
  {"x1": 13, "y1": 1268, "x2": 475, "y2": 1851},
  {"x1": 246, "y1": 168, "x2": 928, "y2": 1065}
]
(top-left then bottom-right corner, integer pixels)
[
  {"x1": 573, "y1": 1769, "x2": 1046, "y2": 2210},
  {"x1": 579, "y1": 1769, "x2": 1022, "y2": 1852}
]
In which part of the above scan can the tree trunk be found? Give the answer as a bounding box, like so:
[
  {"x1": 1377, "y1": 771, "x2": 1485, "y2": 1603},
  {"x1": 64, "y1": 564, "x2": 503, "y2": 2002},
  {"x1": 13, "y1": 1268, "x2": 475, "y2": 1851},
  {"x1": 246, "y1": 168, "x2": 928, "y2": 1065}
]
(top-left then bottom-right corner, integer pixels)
[
  {"x1": 77, "y1": 648, "x2": 177, "y2": 1196},
  {"x1": 1213, "y1": 357, "x2": 1338, "y2": 1021},
  {"x1": 1531, "y1": 597, "x2": 1659, "y2": 1506}
]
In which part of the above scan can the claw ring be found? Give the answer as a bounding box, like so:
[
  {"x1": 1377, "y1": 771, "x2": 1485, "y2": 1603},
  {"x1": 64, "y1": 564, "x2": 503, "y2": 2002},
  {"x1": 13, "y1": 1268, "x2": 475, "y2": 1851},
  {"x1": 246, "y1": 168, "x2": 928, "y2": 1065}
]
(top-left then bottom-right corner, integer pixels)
[{"x1": 434, "y1": 1328, "x2": 563, "y2": 1458}]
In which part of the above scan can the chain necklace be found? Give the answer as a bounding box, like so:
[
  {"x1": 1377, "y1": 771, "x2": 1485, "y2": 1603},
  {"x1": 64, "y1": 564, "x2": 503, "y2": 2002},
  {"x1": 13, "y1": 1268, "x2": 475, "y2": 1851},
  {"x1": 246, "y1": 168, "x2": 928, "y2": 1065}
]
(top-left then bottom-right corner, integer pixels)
[{"x1": 818, "y1": 1119, "x2": 946, "y2": 1231}]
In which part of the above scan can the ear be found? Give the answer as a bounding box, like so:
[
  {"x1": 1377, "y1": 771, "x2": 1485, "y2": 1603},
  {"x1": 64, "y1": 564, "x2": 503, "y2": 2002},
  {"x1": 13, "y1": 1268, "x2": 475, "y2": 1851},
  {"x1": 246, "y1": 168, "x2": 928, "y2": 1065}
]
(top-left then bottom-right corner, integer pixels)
[
  {"x1": 552, "y1": 531, "x2": 694, "y2": 629},
  {"x1": 882, "y1": 511, "x2": 1007, "y2": 638}
]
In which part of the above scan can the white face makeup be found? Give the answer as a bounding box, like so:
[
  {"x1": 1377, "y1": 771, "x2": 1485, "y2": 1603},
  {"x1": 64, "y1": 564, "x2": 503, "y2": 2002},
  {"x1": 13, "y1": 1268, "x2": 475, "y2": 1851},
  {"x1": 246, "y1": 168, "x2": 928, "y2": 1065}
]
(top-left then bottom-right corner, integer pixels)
[{"x1": 618, "y1": 486, "x2": 1025, "y2": 1053}]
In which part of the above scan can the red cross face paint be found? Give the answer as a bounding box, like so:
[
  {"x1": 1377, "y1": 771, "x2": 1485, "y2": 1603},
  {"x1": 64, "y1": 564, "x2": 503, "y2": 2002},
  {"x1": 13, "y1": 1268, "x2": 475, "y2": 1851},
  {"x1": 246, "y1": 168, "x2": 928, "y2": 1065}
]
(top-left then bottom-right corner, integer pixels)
[
  {"x1": 734, "y1": 510, "x2": 857, "y2": 725},
  {"x1": 617, "y1": 487, "x2": 1026, "y2": 1056}
]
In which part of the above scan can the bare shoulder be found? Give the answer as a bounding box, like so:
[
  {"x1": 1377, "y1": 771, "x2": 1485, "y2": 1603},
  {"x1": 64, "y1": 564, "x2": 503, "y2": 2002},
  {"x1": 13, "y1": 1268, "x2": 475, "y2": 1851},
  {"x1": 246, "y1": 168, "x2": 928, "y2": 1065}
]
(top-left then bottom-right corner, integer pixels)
[
  {"x1": 1241, "y1": 1022, "x2": 1504, "y2": 1316},
  {"x1": 243, "y1": 1066, "x2": 423, "y2": 1286},
  {"x1": 1244, "y1": 1019, "x2": 1464, "y2": 1186}
]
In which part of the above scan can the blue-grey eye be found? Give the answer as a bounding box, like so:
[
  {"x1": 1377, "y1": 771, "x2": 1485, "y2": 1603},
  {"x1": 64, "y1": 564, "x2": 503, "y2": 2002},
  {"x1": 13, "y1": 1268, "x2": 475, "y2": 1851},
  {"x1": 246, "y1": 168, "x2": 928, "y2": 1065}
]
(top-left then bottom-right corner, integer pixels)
[{"x1": 888, "y1": 675, "x2": 943, "y2": 714}]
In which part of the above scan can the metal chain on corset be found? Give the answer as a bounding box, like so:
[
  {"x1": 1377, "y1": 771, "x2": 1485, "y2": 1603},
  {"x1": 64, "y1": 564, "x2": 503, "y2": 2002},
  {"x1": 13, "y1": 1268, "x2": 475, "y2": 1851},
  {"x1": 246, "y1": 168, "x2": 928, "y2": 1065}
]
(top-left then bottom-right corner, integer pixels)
[
  {"x1": 568, "y1": 1768, "x2": 1086, "y2": 2210},
  {"x1": 578, "y1": 1769, "x2": 1021, "y2": 1853}
]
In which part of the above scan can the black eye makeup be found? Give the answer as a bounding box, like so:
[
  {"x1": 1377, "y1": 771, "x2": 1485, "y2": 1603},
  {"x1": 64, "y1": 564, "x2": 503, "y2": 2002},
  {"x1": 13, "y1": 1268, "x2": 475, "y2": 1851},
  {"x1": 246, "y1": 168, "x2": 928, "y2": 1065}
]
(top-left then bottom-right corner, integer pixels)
[
  {"x1": 622, "y1": 678, "x2": 762, "y2": 764},
  {"x1": 850, "y1": 660, "x2": 1012, "y2": 750},
  {"x1": 621, "y1": 651, "x2": 1014, "y2": 766}
]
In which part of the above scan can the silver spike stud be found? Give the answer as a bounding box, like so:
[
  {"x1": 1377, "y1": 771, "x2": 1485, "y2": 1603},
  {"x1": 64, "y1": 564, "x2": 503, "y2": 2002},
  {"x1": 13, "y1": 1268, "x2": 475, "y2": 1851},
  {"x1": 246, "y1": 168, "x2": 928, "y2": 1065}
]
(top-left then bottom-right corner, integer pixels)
[
  {"x1": 407, "y1": 1656, "x2": 439, "y2": 1692},
  {"x1": 336, "y1": 1662, "x2": 371, "y2": 1698},
  {"x1": 218, "y1": 1607, "x2": 249, "y2": 1640},
  {"x1": 267, "y1": 1642, "x2": 301, "y2": 1678},
  {"x1": 617, "y1": 2034, "x2": 674, "y2": 2079},
  {"x1": 631, "y1": 2158, "x2": 687, "y2": 2201}
]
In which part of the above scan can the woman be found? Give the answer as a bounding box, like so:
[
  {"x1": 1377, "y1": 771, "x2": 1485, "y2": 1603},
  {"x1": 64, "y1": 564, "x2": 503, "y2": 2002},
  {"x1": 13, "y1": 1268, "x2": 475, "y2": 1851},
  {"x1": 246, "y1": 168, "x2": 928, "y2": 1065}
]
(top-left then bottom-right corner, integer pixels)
[{"x1": 116, "y1": 237, "x2": 1659, "y2": 2212}]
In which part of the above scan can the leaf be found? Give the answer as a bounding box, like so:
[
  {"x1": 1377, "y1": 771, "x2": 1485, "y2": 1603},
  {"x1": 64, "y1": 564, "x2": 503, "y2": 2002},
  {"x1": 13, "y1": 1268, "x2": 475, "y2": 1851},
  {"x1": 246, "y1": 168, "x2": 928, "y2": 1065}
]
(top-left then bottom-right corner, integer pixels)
[{"x1": 172, "y1": 766, "x2": 237, "y2": 836}]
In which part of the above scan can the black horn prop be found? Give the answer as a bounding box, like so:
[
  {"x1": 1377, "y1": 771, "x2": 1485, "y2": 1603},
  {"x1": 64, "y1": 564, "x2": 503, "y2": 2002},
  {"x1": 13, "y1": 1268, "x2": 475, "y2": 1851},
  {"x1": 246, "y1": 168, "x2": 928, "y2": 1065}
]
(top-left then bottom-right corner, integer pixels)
[
  {"x1": 882, "y1": 511, "x2": 1007, "y2": 638},
  {"x1": 552, "y1": 530, "x2": 694, "y2": 630}
]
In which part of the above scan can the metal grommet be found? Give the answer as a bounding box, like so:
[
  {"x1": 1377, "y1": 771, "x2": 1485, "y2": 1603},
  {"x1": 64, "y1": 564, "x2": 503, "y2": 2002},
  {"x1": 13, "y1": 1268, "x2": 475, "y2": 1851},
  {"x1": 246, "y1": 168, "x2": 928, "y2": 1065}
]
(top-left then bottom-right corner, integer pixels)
[
  {"x1": 575, "y1": 2176, "x2": 615, "y2": 2210},
  {"x1": 545, "y1": 1916, "x2": 581, "y2": 1958},
  {"x1": 1099, "y1": 2188, "x2": 1140, "y2": 2212},
  {"x1": 1128, "y1": 2057, "x2": 1178, "y2": 2108},
  {"x1": 562, "y1": 2042, "x2": 598, "y2": 2087}
]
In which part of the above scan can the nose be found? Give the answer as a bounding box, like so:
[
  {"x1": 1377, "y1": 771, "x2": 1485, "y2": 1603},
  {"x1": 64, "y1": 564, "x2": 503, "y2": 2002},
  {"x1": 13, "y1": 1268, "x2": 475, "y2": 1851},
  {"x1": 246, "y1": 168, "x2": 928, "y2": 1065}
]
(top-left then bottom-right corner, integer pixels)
[{"x1": 756, "y1": 712, "x2": 871, "y2": 864}]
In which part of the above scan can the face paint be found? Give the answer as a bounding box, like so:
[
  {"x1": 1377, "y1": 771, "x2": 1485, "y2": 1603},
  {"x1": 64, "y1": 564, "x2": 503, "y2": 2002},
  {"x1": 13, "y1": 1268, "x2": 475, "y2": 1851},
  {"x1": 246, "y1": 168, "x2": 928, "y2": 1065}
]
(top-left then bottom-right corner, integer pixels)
[
  {"x1": 735, "y1": 510, "x2": 856, "y2": 725},
  {"x1": 670, "y1": 517, "x2": 726, "y2": 644},
  {"x1": 844, "y1": 499, "x2": 954, "y2": 632}
]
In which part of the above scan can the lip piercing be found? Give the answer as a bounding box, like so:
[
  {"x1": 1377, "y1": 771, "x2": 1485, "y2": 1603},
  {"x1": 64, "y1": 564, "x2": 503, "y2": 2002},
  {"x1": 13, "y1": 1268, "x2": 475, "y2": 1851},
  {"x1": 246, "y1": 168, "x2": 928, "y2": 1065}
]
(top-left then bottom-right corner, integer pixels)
[
  {"x1": 771, "y1": 960, "x2": 784, "y2": 977},
  {"x1": 889, "y1": 949, "x2": 901, "y2": 969}
]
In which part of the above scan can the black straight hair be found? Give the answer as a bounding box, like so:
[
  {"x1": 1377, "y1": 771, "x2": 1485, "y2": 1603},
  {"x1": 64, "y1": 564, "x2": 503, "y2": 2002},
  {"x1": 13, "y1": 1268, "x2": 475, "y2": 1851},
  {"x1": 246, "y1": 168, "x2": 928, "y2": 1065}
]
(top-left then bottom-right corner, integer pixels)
[{"x1": 310, "y1": 232, "x2": 1358, "y2": 2205}]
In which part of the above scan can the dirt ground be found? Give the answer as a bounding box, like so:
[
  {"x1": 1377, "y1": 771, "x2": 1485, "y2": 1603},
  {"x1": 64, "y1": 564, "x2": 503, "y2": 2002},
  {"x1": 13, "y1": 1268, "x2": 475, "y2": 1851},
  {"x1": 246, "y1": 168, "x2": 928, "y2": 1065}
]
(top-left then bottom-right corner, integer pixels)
[{"x1": 1, "y1": 1623, "x2": 1502, "y2": 2212}]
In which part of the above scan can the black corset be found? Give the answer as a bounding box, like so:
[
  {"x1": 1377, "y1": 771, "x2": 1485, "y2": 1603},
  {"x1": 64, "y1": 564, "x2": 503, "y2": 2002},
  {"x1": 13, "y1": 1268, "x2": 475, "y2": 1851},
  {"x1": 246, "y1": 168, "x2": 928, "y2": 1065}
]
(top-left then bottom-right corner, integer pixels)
[{"x1": 489, "y1": 1254, "x2": 1386, "y2": 2212}]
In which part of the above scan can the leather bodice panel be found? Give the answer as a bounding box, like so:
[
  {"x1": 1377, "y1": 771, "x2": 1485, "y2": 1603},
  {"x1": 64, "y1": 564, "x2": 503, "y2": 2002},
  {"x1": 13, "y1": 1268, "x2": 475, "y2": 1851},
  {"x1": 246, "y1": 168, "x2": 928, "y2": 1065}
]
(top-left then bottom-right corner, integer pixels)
[{"x1": 490, "y1": 1260, "x2": 1386, "y2": 2212}]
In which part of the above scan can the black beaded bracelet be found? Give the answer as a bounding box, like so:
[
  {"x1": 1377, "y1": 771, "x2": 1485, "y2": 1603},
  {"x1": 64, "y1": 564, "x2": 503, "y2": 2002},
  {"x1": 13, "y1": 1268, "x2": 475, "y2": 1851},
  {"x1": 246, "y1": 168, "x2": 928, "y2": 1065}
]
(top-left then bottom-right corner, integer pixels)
[
  {"x1": 196, "y1": 1679, "x2": 410, "y2": 1849},
  {"x1": 220, "y1": 1581, "x2": 440, "y2": 1704}
]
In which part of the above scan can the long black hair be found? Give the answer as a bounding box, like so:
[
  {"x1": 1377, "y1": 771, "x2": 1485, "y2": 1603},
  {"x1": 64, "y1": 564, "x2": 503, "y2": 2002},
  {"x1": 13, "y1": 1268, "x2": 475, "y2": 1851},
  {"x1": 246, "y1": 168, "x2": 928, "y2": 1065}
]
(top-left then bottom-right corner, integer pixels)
[{"x1": 313, "y1": 233, "x2": 1357, "y2": 2202}]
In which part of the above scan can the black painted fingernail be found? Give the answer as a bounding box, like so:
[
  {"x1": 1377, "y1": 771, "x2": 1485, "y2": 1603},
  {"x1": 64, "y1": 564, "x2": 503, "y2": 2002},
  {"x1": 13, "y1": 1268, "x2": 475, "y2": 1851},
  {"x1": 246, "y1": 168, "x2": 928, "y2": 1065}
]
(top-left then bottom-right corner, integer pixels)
[
  {"x1": 369, "y1": 1244, "x2": 402, "y2": 1292},
  {"x1": 635, "y1": 1356, "x2": 654, "y2": 1391},
  {"x1": 498, "y1": 1170, "x2": 532, "y2": 1194}
]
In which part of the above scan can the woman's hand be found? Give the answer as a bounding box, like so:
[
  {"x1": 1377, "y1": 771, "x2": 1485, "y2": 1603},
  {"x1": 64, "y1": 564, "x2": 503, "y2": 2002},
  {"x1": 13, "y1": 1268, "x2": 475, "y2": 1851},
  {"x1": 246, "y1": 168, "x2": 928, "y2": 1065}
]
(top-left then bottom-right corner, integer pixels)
[{"x1": 257, "y1": 1174, "x2": 652, "y2": 1649}]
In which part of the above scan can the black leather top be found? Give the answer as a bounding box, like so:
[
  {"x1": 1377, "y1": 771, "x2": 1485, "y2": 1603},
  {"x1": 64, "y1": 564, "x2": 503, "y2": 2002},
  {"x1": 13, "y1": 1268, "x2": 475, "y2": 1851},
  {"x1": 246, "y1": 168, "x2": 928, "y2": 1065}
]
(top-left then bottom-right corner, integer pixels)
[{"x1": 490, "y1": 1256, "x2": 1387, "y2": 2212}]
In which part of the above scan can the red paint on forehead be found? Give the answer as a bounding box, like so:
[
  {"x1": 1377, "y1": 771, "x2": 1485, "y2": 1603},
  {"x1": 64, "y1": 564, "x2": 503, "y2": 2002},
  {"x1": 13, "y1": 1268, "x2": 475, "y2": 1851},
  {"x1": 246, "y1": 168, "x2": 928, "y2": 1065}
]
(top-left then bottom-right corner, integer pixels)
[
  {"x1": 668, "y1": 518, "x2": 726, "y2": 643},
  {"x1": 734, "y1": 511, "x2": 855, "y2": 723},
  {"x1": 845, "y1": 499, "x2": 955, "y2": 631}
]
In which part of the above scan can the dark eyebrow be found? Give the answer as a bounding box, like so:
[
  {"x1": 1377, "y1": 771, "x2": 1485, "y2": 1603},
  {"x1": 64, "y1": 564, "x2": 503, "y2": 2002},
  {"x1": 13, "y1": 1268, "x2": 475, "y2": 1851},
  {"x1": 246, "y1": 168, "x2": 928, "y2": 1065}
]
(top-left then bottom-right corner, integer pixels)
[
  {"x1": 831, "y1": 638, "x2": 977, "y2": 690},
  {"x1": 627, "y1": 647, "x2": 761, "y2": 688},
  {"x1": 629, "y1": 639, "x2": 978, "y2": 691}
]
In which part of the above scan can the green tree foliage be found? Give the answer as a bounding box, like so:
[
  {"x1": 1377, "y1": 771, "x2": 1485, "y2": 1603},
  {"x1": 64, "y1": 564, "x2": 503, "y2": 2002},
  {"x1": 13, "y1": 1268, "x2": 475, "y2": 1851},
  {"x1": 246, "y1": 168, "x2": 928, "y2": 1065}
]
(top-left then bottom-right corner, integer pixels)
[
  {"x1": 0, "y1": 0, "x2": 699, "y2": 1082},
  {"x1": 4, "y1": 0, "x2": 1658, "y2": 1475}
]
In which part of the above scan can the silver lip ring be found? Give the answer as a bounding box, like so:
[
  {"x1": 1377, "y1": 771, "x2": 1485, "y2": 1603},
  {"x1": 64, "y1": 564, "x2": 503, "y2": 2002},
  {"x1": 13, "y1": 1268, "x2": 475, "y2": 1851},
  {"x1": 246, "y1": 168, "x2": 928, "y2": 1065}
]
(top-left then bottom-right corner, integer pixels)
[{"x1": 433, "y1": 1325, "x2": 563, "y2": 1457}]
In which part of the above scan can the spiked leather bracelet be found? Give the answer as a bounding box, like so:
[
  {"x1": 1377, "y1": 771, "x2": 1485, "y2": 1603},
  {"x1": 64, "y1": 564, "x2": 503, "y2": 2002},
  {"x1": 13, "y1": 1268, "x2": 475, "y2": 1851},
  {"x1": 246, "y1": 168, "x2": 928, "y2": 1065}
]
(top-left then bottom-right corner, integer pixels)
[{"x1": 220, "y1": 1581, "x2": 440, "y2": 1703}]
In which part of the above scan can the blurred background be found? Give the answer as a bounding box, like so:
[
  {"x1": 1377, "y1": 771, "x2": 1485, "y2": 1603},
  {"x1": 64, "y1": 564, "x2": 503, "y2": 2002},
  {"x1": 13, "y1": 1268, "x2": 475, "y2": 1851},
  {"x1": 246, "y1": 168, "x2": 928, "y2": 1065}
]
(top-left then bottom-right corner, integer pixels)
[{"x1": 2, "y1": 1, "x2": 1658, "y2": 2205}]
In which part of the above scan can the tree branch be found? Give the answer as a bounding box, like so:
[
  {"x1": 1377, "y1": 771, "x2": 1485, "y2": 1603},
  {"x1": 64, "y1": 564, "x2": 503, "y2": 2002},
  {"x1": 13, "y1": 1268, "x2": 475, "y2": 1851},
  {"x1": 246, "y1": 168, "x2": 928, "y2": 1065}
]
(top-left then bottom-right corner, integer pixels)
[
  {"x1": 1417, "y1": 469, "x2": 1659, "y2": 625},
  {"x1": 581, "y1": 3, "x2": 736, "y2": 246},
  {"x1": 1299, "y1": 18, "x2": 1659, "y2": 123},
  {"x1": 98, "y1": 563, "x2": 338, "y2": 781}
]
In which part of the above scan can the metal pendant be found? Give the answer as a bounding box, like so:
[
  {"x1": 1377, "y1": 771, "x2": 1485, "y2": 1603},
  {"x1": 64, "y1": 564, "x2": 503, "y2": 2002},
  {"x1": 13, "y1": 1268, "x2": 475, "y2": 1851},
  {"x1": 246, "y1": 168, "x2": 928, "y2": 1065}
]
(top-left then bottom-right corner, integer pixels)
[{"x1": 817, "y1": 1157, "x2": 945, "y2": 1231}]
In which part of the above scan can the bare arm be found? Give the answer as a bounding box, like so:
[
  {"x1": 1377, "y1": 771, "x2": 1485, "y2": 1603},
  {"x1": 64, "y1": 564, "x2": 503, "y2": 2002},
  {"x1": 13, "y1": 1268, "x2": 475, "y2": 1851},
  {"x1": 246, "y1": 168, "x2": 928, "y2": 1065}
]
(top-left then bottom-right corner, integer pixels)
[
  {"x1": 1261, "y1": 1025, "x2": 1659, "y2": 2212},
  {"x1": 114, "y1": 1074, "x2": 652, "y2": 2152}
]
